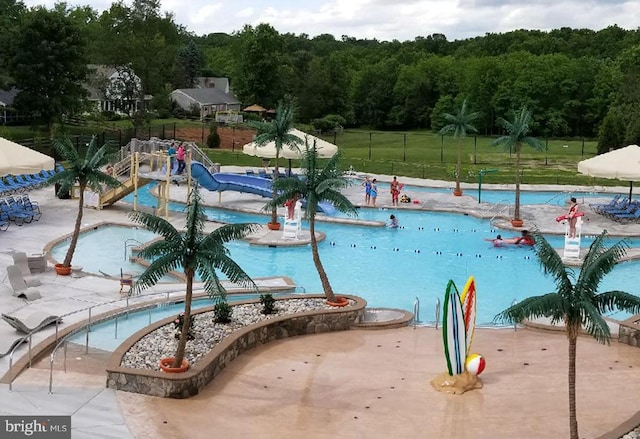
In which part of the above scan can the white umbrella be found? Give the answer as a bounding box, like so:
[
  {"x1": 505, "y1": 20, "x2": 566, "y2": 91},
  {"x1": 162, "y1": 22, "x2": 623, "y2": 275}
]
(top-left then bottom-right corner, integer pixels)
[
  {"x1": 577, "y1": 144, "x2": 640, "y2": 200},
  {"x1": 242, "y1": 128, "x2": 338, "y2": 160},
  {"x1": 0, "y1": 137, "x2": 55, "y2": 177}
]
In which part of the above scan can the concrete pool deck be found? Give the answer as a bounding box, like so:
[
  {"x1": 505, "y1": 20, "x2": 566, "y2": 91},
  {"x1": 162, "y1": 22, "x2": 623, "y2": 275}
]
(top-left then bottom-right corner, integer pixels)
[{"x1": 1, "y1": 169, "x2": 640, "y2": 438}]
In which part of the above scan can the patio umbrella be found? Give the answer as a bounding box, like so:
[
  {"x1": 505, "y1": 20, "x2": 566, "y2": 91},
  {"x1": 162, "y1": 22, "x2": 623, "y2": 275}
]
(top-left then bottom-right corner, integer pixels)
[
  {"x1": 577, "y1": 144, "x2": 640, "y2": 201},
  {"x1": 0, "y1": 137, "x2": 55, "y2": 177},
  {"x1": 243, "y1": 104, "x2": 267, "y2": 113},
  {"x1": 242, "y1": 128, "x2": 338, "y2": 169}
]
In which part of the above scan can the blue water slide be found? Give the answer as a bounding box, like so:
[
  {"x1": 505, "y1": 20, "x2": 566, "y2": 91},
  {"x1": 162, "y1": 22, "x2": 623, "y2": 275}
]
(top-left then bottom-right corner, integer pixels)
[
  {"x1": 191, "y1": 162, "x2": 273, "y2": 198},
  {"x1": 191, "y1": 162, "x2": 336, "y2": 214}
]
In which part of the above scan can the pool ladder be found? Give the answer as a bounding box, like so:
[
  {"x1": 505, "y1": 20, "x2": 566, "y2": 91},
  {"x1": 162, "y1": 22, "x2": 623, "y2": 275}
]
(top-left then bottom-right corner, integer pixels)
[{"x1": 124, "y1": 238, "x2": 144, "y2": 261}]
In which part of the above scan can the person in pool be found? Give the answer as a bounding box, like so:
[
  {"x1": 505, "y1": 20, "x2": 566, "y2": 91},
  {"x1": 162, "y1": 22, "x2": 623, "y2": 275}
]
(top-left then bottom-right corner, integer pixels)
[
  {"x1": 510, "y1": 230, "x2": 535, "y2": 246},
  {"x1": 484, "y1": 234, "x2": 504, "y2": 247},
  {"x1": 388, "y1": 214, "x2": 399, "y2": 228}
]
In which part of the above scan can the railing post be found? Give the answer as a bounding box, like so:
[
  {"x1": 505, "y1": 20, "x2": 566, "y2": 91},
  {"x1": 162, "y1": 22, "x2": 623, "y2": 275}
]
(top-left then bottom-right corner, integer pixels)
[
  {"x1": 512, "y1": 299, "x2": 518, "y2": 331},
  {"x1": 413, "y1": 297, "x2": 420, "y2": 328},
  {"x1": 435, "y1": 298, "x2": 441, "y2": 330},
  {"x1": 115, "y1": 315, "x2": 118, "y2": 339},
  {"x1": 63, "y1": 341, "x2": 68, "y2": 373}
]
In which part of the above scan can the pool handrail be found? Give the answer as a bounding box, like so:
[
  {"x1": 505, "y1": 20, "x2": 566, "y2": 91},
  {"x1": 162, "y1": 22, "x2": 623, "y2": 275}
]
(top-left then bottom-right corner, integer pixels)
[{"x1": 5, "y1": 287, "x2": 186, "y2": 392}]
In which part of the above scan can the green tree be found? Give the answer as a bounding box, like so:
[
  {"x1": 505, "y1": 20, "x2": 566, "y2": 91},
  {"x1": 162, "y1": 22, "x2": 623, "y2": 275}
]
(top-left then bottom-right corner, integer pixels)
[
  {"x1": 251, "y1": 101, "x2": 303, "y2": 226},
  {"x1": 10, "y1": 6, "x2": 89, "y2": 136},
  {"x1": 495, "y1": 231, "x2": 640, "y2": 439},
  {"x1": 233, "y1": 24, "x2": 284, "y2": 108},
  {"x1": 597, "y1": 106, "x2": 626, "y2": 154},
  {"x1": 265, "y1": 143, "x2": 356, "y2": 302},
  {"x1": 174, "y1": 40, "x2": 205, "y2": 88},
  {"x1": 47, "y1": 136, "x2": 120, "y2": 268},
  {"x1": 492, "y1": 107, "x2": 543, "y2": 223},
  {"x1": 0, "y1": 0, "x2": 25, "y2": 88},
  {"x1": 438, "y1": 99, "x2": 479, "y2": 196},
  {"x1": 130, "y1": 186, "x2": 257, "y2": 369}
]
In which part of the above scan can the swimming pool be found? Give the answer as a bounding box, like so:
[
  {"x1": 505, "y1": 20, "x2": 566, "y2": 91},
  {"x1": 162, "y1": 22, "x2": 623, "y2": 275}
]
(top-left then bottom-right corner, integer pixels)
[
  {"x1": 51, "y1": 184, "x2": 640, "y2": 325},
  {"x1": 68, "y1": 294, "x2": 283, "y2": 352}
]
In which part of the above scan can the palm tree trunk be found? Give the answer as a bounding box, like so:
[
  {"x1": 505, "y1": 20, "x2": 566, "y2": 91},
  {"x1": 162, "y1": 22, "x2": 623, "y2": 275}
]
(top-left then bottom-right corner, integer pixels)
[
  {"x1": 455, "y1": 138, "x2": 462, "y2": 194},
  {"x1": 63, "y1": 183, "x2": 85, "y2": 267},
  {"x1": 568, "y1": 331, "x2": 579, "y2": 439},
  {"x1": 309, "y1": 217, "x2": 335, "y2": 302},
  {"x1": 270, "y1": 154, "x2": 279, "y2": 224},
  {"x1": 173, "y1": 272, "x2": 194, "y2": 368},
  {"x1": 514, "y1": 143, "x2": 521, "y2": 221}
]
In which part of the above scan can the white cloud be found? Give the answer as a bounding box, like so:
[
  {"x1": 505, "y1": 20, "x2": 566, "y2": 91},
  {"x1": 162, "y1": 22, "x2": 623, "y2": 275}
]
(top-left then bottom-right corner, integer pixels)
[{"x1": 21, "y1": 0, "x2": 636, "y2": 41}]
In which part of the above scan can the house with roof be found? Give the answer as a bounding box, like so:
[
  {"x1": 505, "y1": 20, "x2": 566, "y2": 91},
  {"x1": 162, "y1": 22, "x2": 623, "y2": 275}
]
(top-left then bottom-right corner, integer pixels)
[
  {"x1": 85, "y1": 65, "x2": 152, "y2": 115},
  {"x1": 170, "y1": 87, "x2": 241, "y2": 121},
  {"x1": 0, "y1": 87, "x2": 21, "y2": 124}
]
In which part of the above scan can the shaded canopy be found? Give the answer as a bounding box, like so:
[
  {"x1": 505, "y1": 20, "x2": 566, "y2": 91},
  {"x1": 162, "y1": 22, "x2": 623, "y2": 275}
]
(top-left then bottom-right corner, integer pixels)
[
  {"x1": 243, "y1": 104, "x2": 267, "y2": 112},
  {"x1": 0, "y1": 137, "x2": 55, "y2": 177},
  {"x1": 242, "y1": 128, "x2": 338, "y2": 159},
  {"x1": 577, "y1": 144, "x2": 640, "y2": 200}
]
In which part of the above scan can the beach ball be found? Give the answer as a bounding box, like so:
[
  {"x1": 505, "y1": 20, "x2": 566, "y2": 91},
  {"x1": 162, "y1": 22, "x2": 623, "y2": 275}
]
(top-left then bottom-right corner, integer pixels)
[{"x1": 465, "y1": 353, "x2": 486, "y2": 375}]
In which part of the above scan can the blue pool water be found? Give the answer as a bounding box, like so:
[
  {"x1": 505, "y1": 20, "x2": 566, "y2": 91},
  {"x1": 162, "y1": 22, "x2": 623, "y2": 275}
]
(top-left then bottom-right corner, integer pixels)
[
  {"x1": 69, "y1": 294, "x2": 281, "y2": 351},
  {"x1": 50, "y1": 183, "x2": 640, "y2": 325}
]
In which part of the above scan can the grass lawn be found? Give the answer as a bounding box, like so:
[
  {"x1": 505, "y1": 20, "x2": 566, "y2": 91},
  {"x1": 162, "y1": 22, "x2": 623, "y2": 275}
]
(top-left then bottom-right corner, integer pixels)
[
  {"x1": 203, "y1": 130, "x2": 607, "y2": 187},
  {"x1": 1, "y1": 119, "x2": 614, "y2": 188}
]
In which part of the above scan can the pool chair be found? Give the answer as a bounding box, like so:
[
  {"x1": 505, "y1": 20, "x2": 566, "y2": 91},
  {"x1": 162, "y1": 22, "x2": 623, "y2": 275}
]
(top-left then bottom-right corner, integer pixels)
[
  {"x1": 603, "y1": 202, "x2": 639, "y2": 220},
  {"x1": 612, "y1": 208, "x2": 640, "y2": 224},
  {"x1": 6, "y1": 265, "x2": 41, "y2": 301},
  {"x1": 5, "y1": 176, "x2": 29, "y2": 192},
  {"x1": 15, "y1": 195, "x2": 42, "y2": 221},
  {"x1": 590, "y1": 195, "x2": 622, "y2": 214},
  {"x1": 258, "y1": 169, "x2": 268, "y2": 178},
  {"x1": 14, "y1": 175, "x2": 36, "y2": 190},
  {"x1": 0, "y1": 337, "x2": 27, "y2": 358},
  {"x1": 246, "y1": 169, "x2": 255, "y2": 176},
  {"x1": 0, "y1": 199, "x2": 33, "y2": 225},
  {"x1": 12, "y1": 252, "x2": 42, "y2": 287},
  {"x1": 120, "y1": 269, "x2": 134, "y2": 296},
  {"x1": 1, "y1": 312, "x2": 61, "y2": 334},
  {"x1": 0, "y1": 211, "x2": 9, "y2": 231}
]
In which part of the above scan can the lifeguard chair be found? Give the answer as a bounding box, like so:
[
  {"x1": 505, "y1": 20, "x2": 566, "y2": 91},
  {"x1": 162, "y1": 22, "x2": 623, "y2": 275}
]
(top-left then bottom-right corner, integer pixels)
[{"x1": 282, "y1": 201, "x2": 302, "y2": 240}]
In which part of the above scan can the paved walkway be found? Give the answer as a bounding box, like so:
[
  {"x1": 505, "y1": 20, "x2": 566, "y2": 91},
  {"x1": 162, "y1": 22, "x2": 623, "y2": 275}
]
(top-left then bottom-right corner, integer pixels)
[{"x1": 0, "y1": 169, "x2": 639, "y2": 438}]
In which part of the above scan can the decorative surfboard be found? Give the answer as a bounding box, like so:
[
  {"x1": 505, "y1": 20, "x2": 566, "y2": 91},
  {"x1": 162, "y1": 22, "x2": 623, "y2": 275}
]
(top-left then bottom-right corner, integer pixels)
[
  {"x1": 442, "y1": 280, "x2": 467, "y2": 376},
  {"x1": 460, "y1": 276, "x2": 477, "y2": 353}
]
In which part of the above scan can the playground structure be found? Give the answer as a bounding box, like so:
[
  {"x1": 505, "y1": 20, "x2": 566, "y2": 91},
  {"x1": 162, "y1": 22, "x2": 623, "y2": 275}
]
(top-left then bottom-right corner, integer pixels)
[{"x1": 72, "y1": 137, "x2": 332, "y2": 220}]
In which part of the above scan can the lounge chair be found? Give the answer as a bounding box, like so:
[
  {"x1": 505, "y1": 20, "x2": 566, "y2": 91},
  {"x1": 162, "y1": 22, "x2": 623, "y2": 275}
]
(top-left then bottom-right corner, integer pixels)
[
  {"x1": 0, "y1": 337, "x2": 27, "y2": 358},
  {"x1": 613, "y1": 208, "x2": 640, "y2": 224},
  {"x1": 0, "y1": 199, "x2": 33, "y2": 225},
  {"x1": 0, "y1": 211, "x2": 8, "y2": 231},
  {"x1": 12, "y1": 252, "x2": 42, "y2": 286},
  {"x1": 590, "y1": 194, "x2": 622, "y2": 214},
  {"x1": 1, "y1": 312, "x2": 61, "y2": 333},
  {"x1": 6, "y1": 265, "x2": 41, "y2": 300},
  {"x1": 15, "y1": 195, "x2": 42, "y2": 221}
]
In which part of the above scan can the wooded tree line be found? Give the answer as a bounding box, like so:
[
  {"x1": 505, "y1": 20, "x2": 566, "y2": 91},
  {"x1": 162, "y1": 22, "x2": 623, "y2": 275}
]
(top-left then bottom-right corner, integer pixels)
[{"x1": 1, "y1": 0, "x2": 640, "y2": 148}]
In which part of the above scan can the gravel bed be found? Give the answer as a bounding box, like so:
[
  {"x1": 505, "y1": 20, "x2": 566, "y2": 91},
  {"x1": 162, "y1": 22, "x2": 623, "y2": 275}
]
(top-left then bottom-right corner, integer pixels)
[{"x1": 121, "y1": 298, "x2": 340, "y2": 370}]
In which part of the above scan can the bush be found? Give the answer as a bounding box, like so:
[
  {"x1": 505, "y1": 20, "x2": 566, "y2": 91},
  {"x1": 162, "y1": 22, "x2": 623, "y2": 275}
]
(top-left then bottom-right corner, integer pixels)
[
  {"x1": 213, "y1": 301, "x2": 232, "y2": 323},
  {"x1": 101, "y1": 111, "x2": 122, "y2": 121},
  {"x1": 260, "y1": 293, "x2": 276, "y2": 315},
  {"x1": 173, "y1": 312, "x2": 195, "y2": 340},
  {"x1": 207, "y1": 123, "x2": 221, "y2": 148},
  {"x1": 311, "y1": 114, "x2": 346, "y2": 133}
]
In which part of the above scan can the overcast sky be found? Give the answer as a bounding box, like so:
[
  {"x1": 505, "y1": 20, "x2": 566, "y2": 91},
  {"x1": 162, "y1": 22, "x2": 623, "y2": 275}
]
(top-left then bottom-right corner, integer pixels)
[{"x1": 23, "y1": 0, "x2": 639, "y2": 41}]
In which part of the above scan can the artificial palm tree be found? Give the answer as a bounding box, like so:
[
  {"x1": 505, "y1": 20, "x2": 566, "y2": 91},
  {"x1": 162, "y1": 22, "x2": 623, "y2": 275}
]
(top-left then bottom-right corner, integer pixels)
[
  {"x1": 265, "y1": 141, "x2": 357, "y2": 302},
  {"x1": 130, "y1": 185, "x2": 258, "y2": 369},
  {"x1": 251, "y1": 101, "x2": 303, "y2": 227},
  {"x1": 495, "y1": 231, "x2": 640, "y2": 439},
  {"x1": 438, "y1": 99, "x2": 479, "y2": 196},
  {"x1": 492, "y1": 107, "x2": 543, "y2": 224},
  {"x1": 47, "y1": 136, "x2": 120, "y2": 268}
]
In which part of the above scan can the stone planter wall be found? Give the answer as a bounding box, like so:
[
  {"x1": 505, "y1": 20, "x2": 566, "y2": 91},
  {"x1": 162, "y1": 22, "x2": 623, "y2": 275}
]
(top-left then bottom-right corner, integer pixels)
[
  {"x1": 617, "y1": 316, "x2": 640, "y2": 348},
  {"x1": 106, "y1": 295, "x2": 366, "y2": 399}
]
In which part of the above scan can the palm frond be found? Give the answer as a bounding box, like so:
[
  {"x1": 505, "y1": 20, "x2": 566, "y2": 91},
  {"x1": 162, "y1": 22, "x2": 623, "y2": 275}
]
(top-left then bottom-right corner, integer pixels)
[
  {"x1": 132, "y1": 253, "x2": 182, "y2": 293},
  {"x1": 202, "y1": 223, "x2": 260, "y2": 246},
  {"x1": 577, "y1": 300, "x2": 611, "y2": 344},
  {"x1": 494, "y1": 293, "x2": 565, "y2": 324},
  {"x1": 532, "y1": 231, "x2": 574, "y2": 295},
  {"x1": 576, "y1": 233, "x2": 629, "y2": 297},
  {"x1": 593, "y1": 290, "x2": 640, "y2": 315},
  {"x1": 197, "y1": 266, "x2": 227, "y2": 303},
  {"x1": 129, "y1": 210, "x2": 181, "y2": 242}
]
